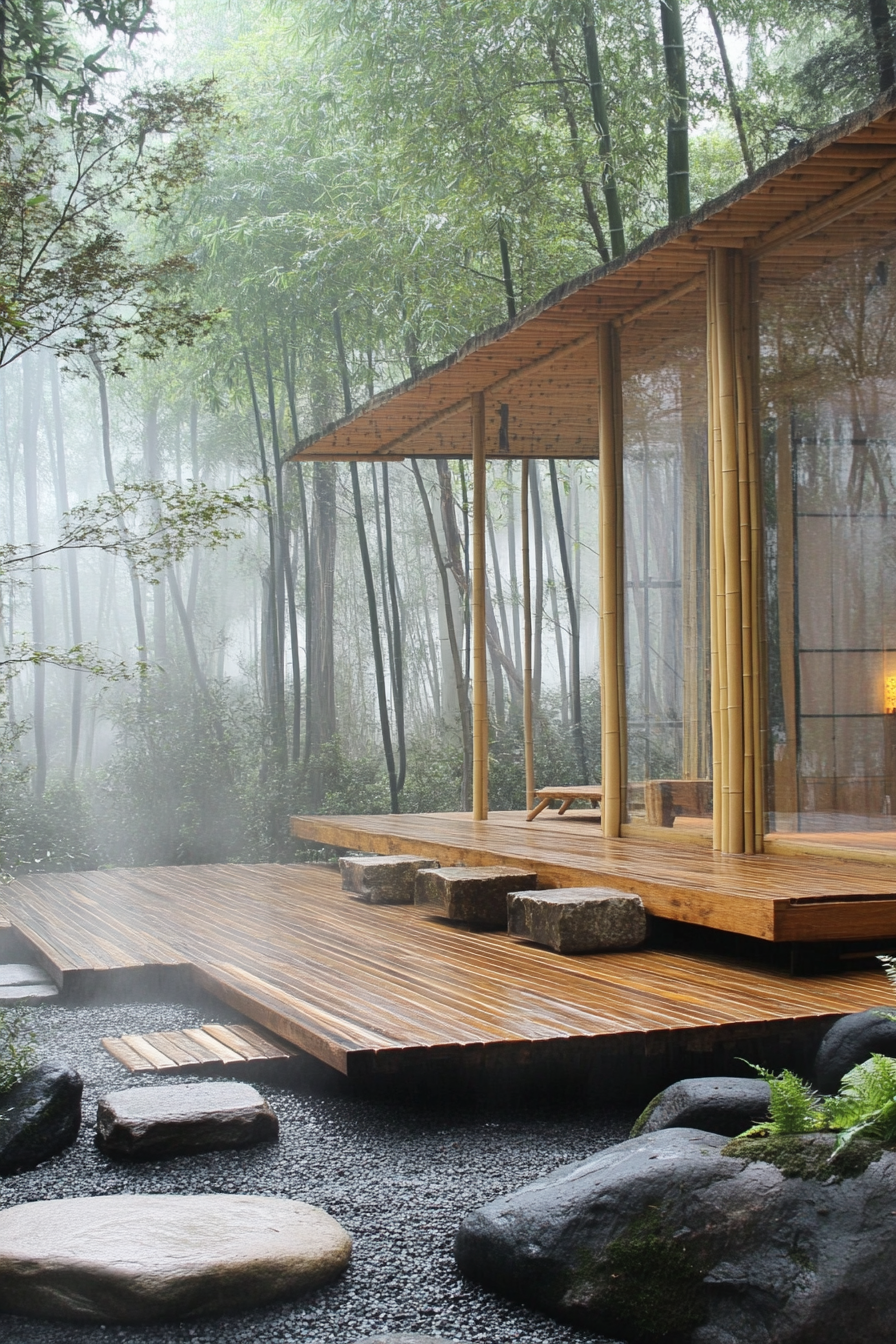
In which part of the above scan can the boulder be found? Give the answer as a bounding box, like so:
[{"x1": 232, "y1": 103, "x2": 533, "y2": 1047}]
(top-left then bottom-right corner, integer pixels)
[
  {"x1": 814, "y1": 1007, "x2": 896, "y2": 1093},
  {"x1": 0, "y1": 963, "x2": 58, "y2": 1004},
  {"x1": 630, "y1": 1076, "x2": 771, "y2": 1138},
  {"x1": 455, "y1": 1126, "x2": 896, "y2": 1344},
  {"x1": 0, "y1": 1061, "x2": 82, "y2": 1175},
  {"x1": 508, "y1": 888, "x2": 646, "y2": 953},
  {"x1": 340, "y1": 855, "x2": 438, "y2": 904},
  {"x1": 0, "y1": 1193, "x2": 351, "y2": 1323},
  {"x1": 96, "y1": 1081, "x2": 278, "y2": 1160},
  {"x1": 415, "y1": 866, "x2": 538, "y2": 926}
]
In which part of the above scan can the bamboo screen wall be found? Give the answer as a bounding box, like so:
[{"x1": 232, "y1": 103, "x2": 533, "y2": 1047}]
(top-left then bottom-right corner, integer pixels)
[
  {"x1": 761, "y1": 238, "x2": 896, "y2": 833},
  {"x1": 620, "y1": 300, "x2": 712, "y2": 823}
]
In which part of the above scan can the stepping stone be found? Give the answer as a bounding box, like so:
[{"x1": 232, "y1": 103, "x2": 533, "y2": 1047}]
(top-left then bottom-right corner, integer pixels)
[
  {"x1": 630, "y1": 1076, "x2": 771, "y2": 1138},
  {"x1": 0, "y1": 963, "x2": 58, "y2": 1004},
  {"x1": 0, "y1": 1061, "x2": 82, "y2": 1175},
  {"x1": 507, "y1": 887, "x2": 646, "y2": 953},
  {"x1": 415, "y1": 866, "x2": 538, "y2": 927},
  {"x1": 0, "y1": 1194, "x2": 351, "y2": 1323},
  {"x1": 96, "y1": 1081, "x2": 279, "y2": 1159},
  {"x1": 340, "y1": 854, "x2": 439, "y2": 904}
]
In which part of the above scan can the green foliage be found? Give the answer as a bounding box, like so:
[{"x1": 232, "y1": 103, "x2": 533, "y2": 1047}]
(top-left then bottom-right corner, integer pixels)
[
  {"x1": 0, "y1": 1009, "x2": 37, "y2": 1094},
  {"x1": 722, "y1": 1131, "x2": 884, "y2": 1181},
  {"x1": 824, "y1": 1054, "x2": 896, "y2": 1154},
  {"x1": 741, "y1": 1063, "x2": 826, "y2": 1135}
]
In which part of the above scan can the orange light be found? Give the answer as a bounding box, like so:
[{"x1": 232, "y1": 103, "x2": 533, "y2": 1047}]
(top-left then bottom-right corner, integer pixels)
[{"x1": 886, "y1": 675, "x2": 896, "y2": 714}]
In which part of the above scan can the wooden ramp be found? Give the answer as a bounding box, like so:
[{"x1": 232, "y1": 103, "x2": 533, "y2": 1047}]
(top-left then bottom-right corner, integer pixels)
[
  {"x1": 102, "y1": 1023, "x2": 297, "y2": 1074},
  {"x1": 2, "y1": 862, "x2": 894, "y2": 1093},
  {"x1": 291, "y1": 811, "x2": 896, "y2": 943}
]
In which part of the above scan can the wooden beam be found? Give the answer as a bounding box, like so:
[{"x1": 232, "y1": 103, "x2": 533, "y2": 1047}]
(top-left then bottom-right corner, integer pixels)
[
  {"x1": 614, "y1": 272, "x2": 705, "y2": 329},
  {"x1": 749, "y1": 155, "x2": 896, "y2": 258},
  {"x1": 598, "y1": 323, "x2": 624, "y2": 837},
  {"x1": 471, "y1": 391, "x2": 489, "y2": 820},
  {"x1": 521, "y1": 459, "x2": 535, "y2": 813}
]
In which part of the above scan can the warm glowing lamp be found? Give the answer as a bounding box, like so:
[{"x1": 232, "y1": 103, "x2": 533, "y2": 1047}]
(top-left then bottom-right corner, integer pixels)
[{"x1": 886, "y1": 675, "x2": 896, "y2": 714}]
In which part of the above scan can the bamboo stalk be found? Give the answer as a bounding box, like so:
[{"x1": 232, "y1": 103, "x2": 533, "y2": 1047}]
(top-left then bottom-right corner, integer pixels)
[
  {"x1": 598, "y1": 323, "x2": 623, "y2": 837},
  {"x1": 707, "y1": 256, "x2": 726, "y2": 850},
  {"x1": 471, "y1": 391, "x2": 489, "y2": 819},
  {"x1": 521, "y1": 459, "x2": 535, "y2": 812},
  {"x1": 733, "y1": 252, "x2": 755, "y2": 854},
  {"x1": 743, "y1": 257, "x2": 766, "y2": 851},
  {"x1": 614, "y1": 330, "x2": 627, "y2": 817},
  {"x1": 715, "y1": 250, "x2": 745, "y2": 854}
]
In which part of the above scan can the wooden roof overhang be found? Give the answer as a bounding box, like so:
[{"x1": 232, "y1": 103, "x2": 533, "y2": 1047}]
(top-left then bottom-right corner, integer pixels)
[{"x1": 289, "y1": 89, "x2": 896, "y2": 464}]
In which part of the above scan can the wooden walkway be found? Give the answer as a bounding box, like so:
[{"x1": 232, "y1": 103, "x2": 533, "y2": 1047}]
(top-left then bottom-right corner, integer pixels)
[
  {"x1": 291, "y1": 811, "x2": 896, "y2": 943},
  {"x1": 1, "y1": 862, "x2": 893, "y2": 1085}
]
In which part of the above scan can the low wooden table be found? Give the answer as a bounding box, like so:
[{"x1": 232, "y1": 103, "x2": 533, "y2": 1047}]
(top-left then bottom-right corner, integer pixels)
[{"x1": 526, "y1": 785, "x2": 602, "y2": 822}]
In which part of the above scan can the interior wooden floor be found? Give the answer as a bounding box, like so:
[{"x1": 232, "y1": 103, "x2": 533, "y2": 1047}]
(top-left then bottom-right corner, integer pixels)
[
  {"x1": 3, "y1": 862, "x2": 891, "y2": 1089},
  {"x1": 291, "y1": 810, "x2": 896, "y2": 943}
]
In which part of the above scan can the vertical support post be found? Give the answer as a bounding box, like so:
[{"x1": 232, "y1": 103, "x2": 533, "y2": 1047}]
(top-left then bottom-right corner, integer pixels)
[
  {"x1": 707, "y1": 249, "x2": 765, "y2": 853},
  {"x1": 471, "y1": 391, "x2": 489, "y2": 820},
  {"x1": 521, "y1": 458, "x2": 535, "y2": 812},
  {"x1": 598, "y1": 323, "x2": 625, "y2": 837}
]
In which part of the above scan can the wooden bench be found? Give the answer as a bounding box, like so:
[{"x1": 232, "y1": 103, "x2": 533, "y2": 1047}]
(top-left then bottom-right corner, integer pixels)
[{"x1": 526, "y1": 785, "x2": 602, "y2": 822}]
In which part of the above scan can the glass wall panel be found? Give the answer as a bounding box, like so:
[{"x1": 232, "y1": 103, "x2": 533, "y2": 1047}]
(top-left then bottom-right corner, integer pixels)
[
  {"x1": 761, "y1": 239, "x2": 896, "y2": 833},
  {"x1": 621, "y1": 302, "x2": 712, "y2": 831}
]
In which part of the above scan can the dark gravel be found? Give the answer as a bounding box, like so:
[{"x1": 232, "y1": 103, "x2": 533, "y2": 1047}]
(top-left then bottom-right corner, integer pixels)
[{"x1": 0, "y1": 999, "x2": 634, "y2": 1344}]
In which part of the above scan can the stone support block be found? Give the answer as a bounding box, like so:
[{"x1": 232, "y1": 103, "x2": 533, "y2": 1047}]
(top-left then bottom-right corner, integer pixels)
[
  {"x1": 414, "y1": 866, "x2": 537, "y2": 927},
  {"x1": 507, "y1": 888, "x2": 646, "y2": 953},
  {"x1": 339, "y1": 855, "x2": 438, "y2": 905}
]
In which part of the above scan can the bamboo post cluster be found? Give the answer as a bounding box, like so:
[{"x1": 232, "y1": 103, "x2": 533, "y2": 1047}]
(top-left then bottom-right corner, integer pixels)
[
  {"x1": 707, "y1": 249, "x2": 765, "y2": 853},
  {"x1": 471, "y1": 391, "x2": 489, "y2": 820},
  {"x1": 598, "y1": 323, "x2": 626, "y2": 837}
]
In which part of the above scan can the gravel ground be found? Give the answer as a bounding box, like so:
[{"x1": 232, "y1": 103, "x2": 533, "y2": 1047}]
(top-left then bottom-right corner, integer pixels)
[{"x1": 0, "y1": 999, "x2": 635, "y2": 1344}]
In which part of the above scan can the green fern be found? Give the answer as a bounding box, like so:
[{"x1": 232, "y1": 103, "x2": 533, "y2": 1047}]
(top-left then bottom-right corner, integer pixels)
[
  {"x1": 825, "y1": 1054, "x2": 896, "y2": 1155},
  {"x1": 0, "y1": 1008, "x2": 36, "y2": 1094},
  {"x1": 739, "y1": 1063, "x2": 826, "y2": 1136}
]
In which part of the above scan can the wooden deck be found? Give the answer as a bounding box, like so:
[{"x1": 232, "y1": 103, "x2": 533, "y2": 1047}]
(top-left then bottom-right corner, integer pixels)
[
  {"x1": 2, "y1": 861, "x2": 893, "y2": 1095},
  {"x1": 291, "y1": 811, "x2": 896, "y2": 943}
]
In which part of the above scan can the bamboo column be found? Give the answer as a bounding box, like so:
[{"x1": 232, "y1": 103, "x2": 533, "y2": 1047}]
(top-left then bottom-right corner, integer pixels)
[
  {"x1": 521, "y1": 458, "x2": 535, "y2": 812},
  {"x1": 471, "y1": 391, "x2": 489, "y2": 820},
  {"x1": 707, "y1": 249, "x2": 765, "y2": 853},
  {"x1": 598, "y1": 323, "x2": 625, "y2": 837}
]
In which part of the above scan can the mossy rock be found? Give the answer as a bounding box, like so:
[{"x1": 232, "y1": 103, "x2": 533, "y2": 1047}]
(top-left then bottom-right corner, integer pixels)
[{"x1": 721, "y1": 1130, "x2": 888, "y2": 1181}]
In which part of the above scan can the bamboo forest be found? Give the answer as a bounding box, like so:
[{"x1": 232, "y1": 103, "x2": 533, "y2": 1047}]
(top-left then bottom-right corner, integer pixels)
[{"x1": 0, "y1": 0, "x2": 890, "y2": 875}]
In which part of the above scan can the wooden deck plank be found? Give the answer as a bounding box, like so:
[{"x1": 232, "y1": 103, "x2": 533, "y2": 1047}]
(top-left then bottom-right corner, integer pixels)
[
  {"x1": 5, "y1": 859, "x2": 895, "y2": 1077},
  {"x1": 290, "y1": 811, "x2": 896, "y2": 942}
]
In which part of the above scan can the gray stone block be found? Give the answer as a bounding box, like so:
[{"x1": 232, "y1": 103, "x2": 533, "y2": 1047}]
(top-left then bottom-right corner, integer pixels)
[
  {"x1": 0, "y1": 1194, "x2": 351, "y2": 1322},
  {"x1": 0, "y1": 963, "x2": 58, "y2": 1003},
  {"x1": 507, "y1": 887, "x2": 646, "y2": 953},
  {"x1": 0, "y1": 1061, "x2": 82, "y2": 1175},
  {"x1": 340, "y1": 855, "x2": 439, "y2": 904},
  {"x1": 415, "y1": 866, "x2": 538, "y2": 926},
  {"x1": 96, "y1": 1081, "x2": 279, "y2": 1160},
  {"x1": 630, "y1": 1075, "x2": 771, "y2": 1137}
]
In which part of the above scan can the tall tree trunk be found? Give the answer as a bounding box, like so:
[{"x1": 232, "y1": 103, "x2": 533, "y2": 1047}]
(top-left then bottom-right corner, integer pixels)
[
  {"x1": 660, "y1": 0, "x2": 690, "y2": 221},
  {"x1": 90, "y1": 352, "x2": 147, "y2": 663},
  {"x1": 281, "y1": 330, "x2": 311, "y2": 767},
  {"x1": 704, "y1": 0, "x2": 754, "y2": 173},
  {"x1": 550, "y1": 461, "x2": 587, "y2": 780},
  {"x1": 263, "y1": 325, "x2": 301, "y2": 767},
  {"x1": 411, "y1": 460, "x2": 473, "y2": 807},
  {"x1": 546, "y1": 37, "x2": 610, "y2": 261},
  {"x1": 308, "y1": 461, "x2": 337, "y2": 780},
  {"x1": 380, "y1": 464, "x2": 406, "y2": 791},
  {"x1": 22, "y1": 356, "x2": 46, "y2": 796},
  {"x1": 186, "y1": 400, "x2": 201, "y2": 625},
  {"x1": 497, "y1": 220, "x2": 517, "y2": 318},
  {"x1": 530, "y1": 463, "x2": 545, "y2": 707},
  {"x1": 143, "y1": 399, "x2": 167, "y2": 664},
  {"x1": 241, "y1": 345, "x2": 286, "y2": 762},
  {"x1": 582, "y1": 4, "x2": 626, "y2": 256},
  {"x1": 48, "y1": 357, "x2": 82, "y2": 778},
  {"x1": 869, "y1": 0, "x2": 896, "y2": 90},
  {"x1": 333, "y1": 307, "x2": 399, "y2": 810}
]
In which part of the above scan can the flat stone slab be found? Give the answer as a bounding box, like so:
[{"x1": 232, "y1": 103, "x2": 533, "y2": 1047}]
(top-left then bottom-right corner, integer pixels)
[
  {"x1": 0, "y1": 963, "x2": 58, "y2": 1003},
  {"x1": 415, "y1": 866, "x2": 538, "y2": 926},
  {"x1": 0, "y1": 1194, "x2": 351, "y2": 1323},
  {"x1": 340, "y1": 855, "x2": 439, "y2": 904},
  {"x1": 507, "y1": 888, "x2": 647, "y2": 953},
  {"x1": 96, "y1": 1081, "x2": 279, "y2": 1160}
]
